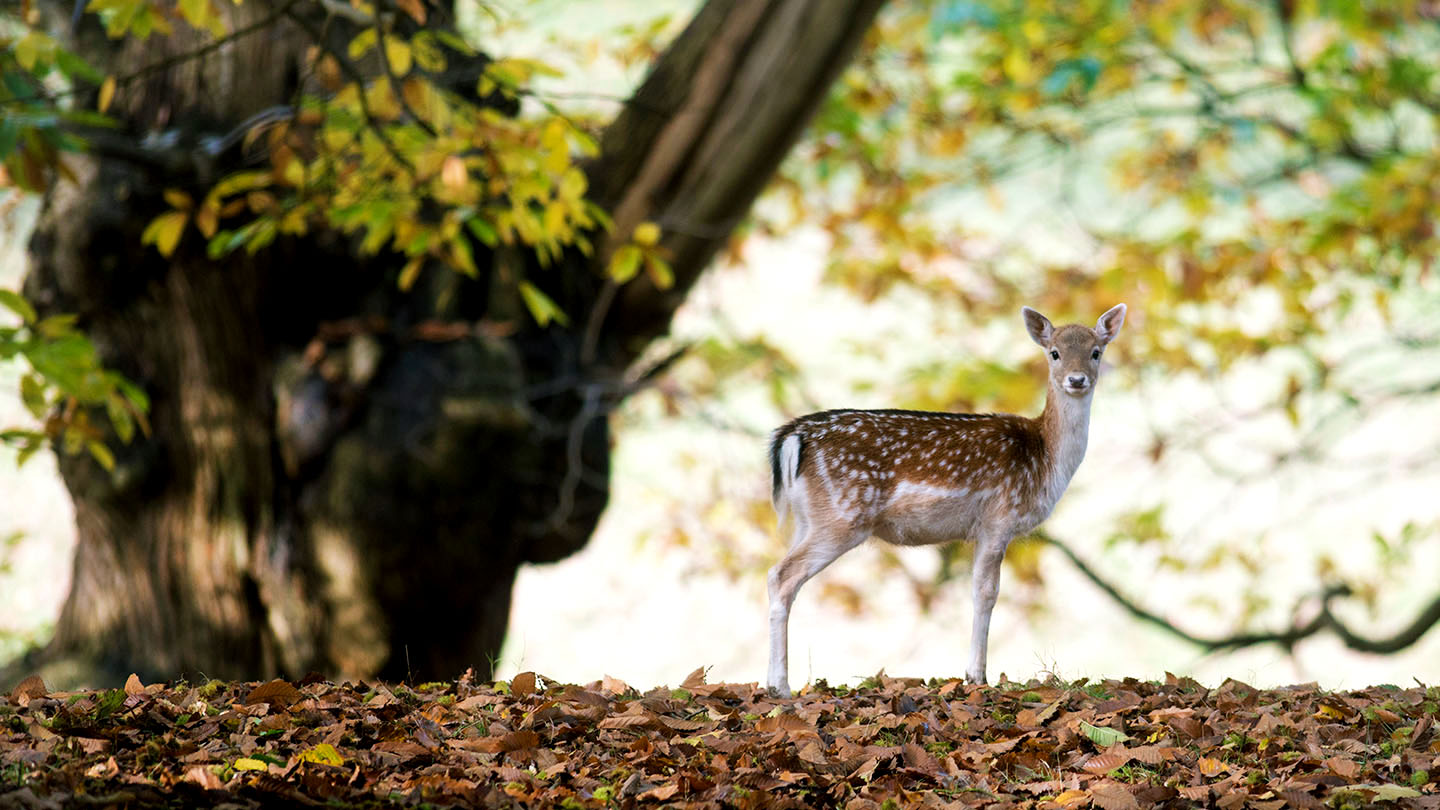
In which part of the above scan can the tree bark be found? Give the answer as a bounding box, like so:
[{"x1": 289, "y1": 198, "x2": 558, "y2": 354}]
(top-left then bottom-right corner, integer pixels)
[{"x1": 9, "y1": 0, "x2": 887, "y2": 689}]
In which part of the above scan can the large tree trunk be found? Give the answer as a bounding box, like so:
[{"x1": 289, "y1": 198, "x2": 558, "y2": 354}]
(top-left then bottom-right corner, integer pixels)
[{"x1": 10, "y1": 0, "x2": 885, "y2": 689}]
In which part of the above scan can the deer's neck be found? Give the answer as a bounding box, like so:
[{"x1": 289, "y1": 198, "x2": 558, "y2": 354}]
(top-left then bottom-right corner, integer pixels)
[{"x1": 1038, "y1": 385, "x2": 1092, "y2": 494}]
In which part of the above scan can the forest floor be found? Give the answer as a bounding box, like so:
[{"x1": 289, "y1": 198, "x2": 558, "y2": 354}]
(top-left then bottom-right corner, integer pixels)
[{"x1": 2, "y1": 668, "x2": 1438, "y2": 808}]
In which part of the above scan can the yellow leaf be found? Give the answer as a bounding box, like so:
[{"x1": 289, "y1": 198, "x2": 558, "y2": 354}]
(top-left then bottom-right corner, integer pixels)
[
  {"x1": 163, "y1": 188, "x2": 193, "y2": 210},
  {"x1": 178, "y1": 0, "x2": 211, "y2": 32},
  {"x1": 633, "y1": 221, "x2": 661, "y2": 247},
  {"x1": 397, "y1": 256, "x2": 423, "y2": 291},
  {"x1": 608, "y1": 244, "x2": 641, "y2": 283},
  {"x1": 347, "y1": 28, "x2": 377, "y2": 60},
  {"x1": 233, "y1": 758, "x2": 268, "y2": 772},
  {"x1": 141, "y1": 211, "x2": 188, "y2": 257},
  {"x1": 518, "y1": 281, "x2": 569, "y2": 327},
  {"x1": 644, "y1": 254, "x2": 673, "y2": 289},
  {"x1": 14, "y1": 32, "x2": 47, "y2": 71},
  {"x1": 297, "y1": 743, "x2": 344, "y2": 767},
  {"x1": 87, "y1": 440, "x2": 116, "y2": 470},
  {"x1": 411, "y1": 31, "x2": 446, "y2": 72},
  {"x1": 1197, "y1": 756, "x2": 1226, "y2": 776},
  {"x1": 98, "y1": 76, "x2": 116, "y2": 113},
  {"x1": 385, "y1": 38, "x2": 412, "y2": 76}
]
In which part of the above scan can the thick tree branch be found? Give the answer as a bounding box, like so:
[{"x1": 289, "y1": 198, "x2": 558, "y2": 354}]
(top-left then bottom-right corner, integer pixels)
[
  {"x1": 584, "y1": 0, "x2": 888, "y2": 368},
  {"x1": 1038, "y1": 531, "x2": 1440, "y2": 655}
]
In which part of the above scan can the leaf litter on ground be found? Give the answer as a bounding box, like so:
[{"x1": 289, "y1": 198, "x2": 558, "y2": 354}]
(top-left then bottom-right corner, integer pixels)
[{"x1": 2, "y1": 667, "x2": 1440, "y2": 808}]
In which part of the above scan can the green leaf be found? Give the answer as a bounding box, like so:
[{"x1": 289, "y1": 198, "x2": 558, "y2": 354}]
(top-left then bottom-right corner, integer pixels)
[
  {"x1": 106, "y1": 392, "x2": 135, "y2": 443},
  {"x1": 0, "y1": 289, "x2": 37, "y2": 324},
  {"x1": 16, "y1": 442, "x2": 40, "y2": 468},
  {"x1": 20, "y1": 374, "x2": 47, "y2": 419},
  {"x1": 54, "y1": 48, "x2": 103, "y2": 83},
  {"x1": 0, "y1": 117, "x2": 21, "y2": 160},
  {"x1": 1078, "y1": 720, "x2": 1130, "y2": 747},
  {"x1": 465, "y1": 217, "x2": 499, "y2": 247},
  {"x1": 518, "y1": 281, "x2": 569, "y2": 327},
  {"x1": 34, "y1": 314, "x2": 78, "y2": 340}
]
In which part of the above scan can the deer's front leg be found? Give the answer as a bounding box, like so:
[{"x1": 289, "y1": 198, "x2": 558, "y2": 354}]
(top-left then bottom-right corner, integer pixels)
[{"x1": 966, "y1": 533, "x2": 1011, "y2": 684}]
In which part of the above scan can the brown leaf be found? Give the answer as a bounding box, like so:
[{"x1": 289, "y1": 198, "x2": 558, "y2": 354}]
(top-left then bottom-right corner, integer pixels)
[
  {"x1": 245, "y1": 679, "x2": 302, "y2": 708},
  {"x1": 755, "y1": 713, "x2": 815, "y2": 737},
  {"x1": 1279, "y1": 789, "x2": 1323, "y2": 809},
  {"x1": 1126, "y1": 745, "x2": 1167, "y2": 764},
  {"x1": 638, "y1": 782, "x2": 679, "y2": 801},
  {"x1": 468, "y1": 730, "x2": 541, "y2": 753},
  {"x1": 1324, "y1": 756, "x2": 1359, "y2": 779},
  {"x1": 901, "y1": 742, "x2": 940, "y2": 773},
  {"x1": 597, "y1": 712, "x2": 655, "y2": 730},
  {"x1": 797, "y1": 741, "x2": 829, "y2": 765},
  {"x1": 1090, "y1": 781, "x2": 1139, "y2": 810},
  {"x1": 849, "y1": 756, "x2": 880, "y2": 781},
  {"x1": 1215, "y1": 790, "x2": 1248, "y2": 809},
  {"x1": 1168, "y1": 715, "x2": 1205, "y2": 739},
  {"x1": 511, "y1": 672, "x2": 537, "y2": 698},
  {"x1": 184, "y1": 764, "x2": 224, "y2": 790},
  {"x1": 1082, "y1": 752, "x2": 1130, "y2": 774},
  {"x1": 600, "y1": 675, "x2": 631, "y2": 696},
  {"x1": 659, "y1": 715, "x2": 705, "y2": 732},
  {"x1": 1176, "y1": 784, "x2": 1210, "y2": 800},
  {"x1": 1054, "y1": 788, "x2": 1090, "y2": 808},
  {"x1": 9, "y1": 674, "x2": 47, "y2": 704},
  {"x1": 373, "y1": 740, "x2": 430, "y2": 761},
  {"x1": 124, "y1": 673, "x2": 146, "y2": 696},
  {"x1": 681, "y1": 666, "x2": 707, "y2": 688}
]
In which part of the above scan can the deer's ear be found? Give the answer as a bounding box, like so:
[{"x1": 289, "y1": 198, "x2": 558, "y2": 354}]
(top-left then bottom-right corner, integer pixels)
[
  {"x1": 1096, "y1": 303, "x2": 1126, "y2": 344},
  {"x1": 1022, "y1": 307, "x2": 1053, "y2": 347}
]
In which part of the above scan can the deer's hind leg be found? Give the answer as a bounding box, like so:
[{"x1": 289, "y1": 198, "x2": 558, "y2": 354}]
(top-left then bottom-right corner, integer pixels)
[{"x1": 767, "y1": 508, "x2": 868, "y2": 697}]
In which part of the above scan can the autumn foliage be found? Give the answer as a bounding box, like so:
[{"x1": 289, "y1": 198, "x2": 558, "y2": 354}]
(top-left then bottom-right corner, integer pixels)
[{"x1": 4, "y1": 669, "x2": 1440, "y2": 808}]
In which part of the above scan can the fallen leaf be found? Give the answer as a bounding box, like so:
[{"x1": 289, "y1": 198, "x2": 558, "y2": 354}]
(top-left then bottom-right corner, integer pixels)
[
  {"x1": 1090, "y1": 781, "x2": 1139, "y2": 810},
  {"x1": 511, "y1": 672, "x2": 537, "y2": 697},
  {"x1": 9, "y1": 674, "x2": 46, "y2": 704},
  {"x1": 1197, "y1": 756, "x2": 1227, "y2": 776},
  {"x1": 244, "y1": 679, "x2": 302, "y2": 708},
  {"x1": 638, "y1": 782, "x2": 679, "y2": 800},
  {"x1": 1082, "y1": 752, "x2": 1129, "y2": 774},
  {"x1": 1079, "y1": 720, "x2": 1130, "y2": 747}
]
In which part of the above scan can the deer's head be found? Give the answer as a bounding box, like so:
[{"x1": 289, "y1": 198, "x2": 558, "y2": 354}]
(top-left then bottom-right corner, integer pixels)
[{"x1": 1022, "y1": 304, "x2": 1126, "y2": 398}]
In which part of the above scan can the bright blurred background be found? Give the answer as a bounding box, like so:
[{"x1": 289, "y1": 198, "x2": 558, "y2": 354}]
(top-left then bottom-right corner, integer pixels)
[{"x1": 5, "y1": 0, "x2": 1440, "y2": 690}]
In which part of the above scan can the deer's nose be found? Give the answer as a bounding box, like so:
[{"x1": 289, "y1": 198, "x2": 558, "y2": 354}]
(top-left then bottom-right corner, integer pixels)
[{"x1": 1066, "y1": 374, "x2": 1089, "y2": 389}]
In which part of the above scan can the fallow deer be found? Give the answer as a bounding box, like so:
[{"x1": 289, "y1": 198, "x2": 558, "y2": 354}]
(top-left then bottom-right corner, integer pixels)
[{"x1": 766, "y1": 305, "x2": 1126, "y2": 696}]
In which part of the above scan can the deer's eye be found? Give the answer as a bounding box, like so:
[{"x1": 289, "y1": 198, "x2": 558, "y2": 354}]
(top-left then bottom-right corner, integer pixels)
[
  {"x1": 1049, "y1": 350, "x2": 1060, "y2": 361},
  {"x1": 1091, "y1": 348, "x2": 1101, "y2": 360}
]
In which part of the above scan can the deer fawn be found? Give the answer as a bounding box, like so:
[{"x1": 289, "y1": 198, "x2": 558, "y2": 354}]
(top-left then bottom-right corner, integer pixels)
[{"x1": 765, "y1": 305, "x2": 1126, "y2": 696}]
